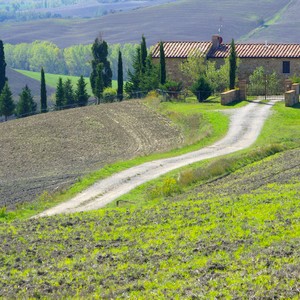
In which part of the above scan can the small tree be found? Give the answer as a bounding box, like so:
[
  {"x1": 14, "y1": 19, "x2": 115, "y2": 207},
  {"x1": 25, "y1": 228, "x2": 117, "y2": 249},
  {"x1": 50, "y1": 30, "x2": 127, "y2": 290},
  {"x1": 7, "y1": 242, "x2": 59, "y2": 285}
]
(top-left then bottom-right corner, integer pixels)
[
  {"x1": 191, "y1": 75, "x2": 213, "y2": 102},
  {"x1": 229, "y1": 39, "x2": 237, "y2": 90},
  {"x1": 55, "y1": 77, "x2": 64, "y2": 110},
  {"x1": 117, "y1": 50, "x2": 123, "y2": 101},
  {"x1": 16, "y1": 85, "x2": 37, "y2": 118},
  {"x1": 40, "y1": 67, "x2": 47, "y2": 113},
  {"x1": 63, "y1": 79, "x2": 75, "y2": 108},
  {"x1": 75, "y1": 75, "x2": 89, "y2": 107},
  {"x1": 0, "y1": 82, "x2": 15, "y2": 121},
  {"x1": 0, "y1": 40, "x2": 7, "y2": 94},
  {"x1": 159, "y1": 41, "x2": 166, "y2": 85}
]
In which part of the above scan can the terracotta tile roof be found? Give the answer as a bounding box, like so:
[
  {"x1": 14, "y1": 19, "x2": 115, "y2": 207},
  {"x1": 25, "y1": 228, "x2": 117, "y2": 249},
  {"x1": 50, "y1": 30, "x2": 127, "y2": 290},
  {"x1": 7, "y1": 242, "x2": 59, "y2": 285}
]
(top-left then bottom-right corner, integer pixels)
[
  {"x1": 208, "y1": 43, "x2": 300, "y2": 58},
  {"x1": 152, "y1": 40, "x2": 300, "y2": 59},
  {"x1": 151, "y1": 41, "x2": 212, "y2": 58}
]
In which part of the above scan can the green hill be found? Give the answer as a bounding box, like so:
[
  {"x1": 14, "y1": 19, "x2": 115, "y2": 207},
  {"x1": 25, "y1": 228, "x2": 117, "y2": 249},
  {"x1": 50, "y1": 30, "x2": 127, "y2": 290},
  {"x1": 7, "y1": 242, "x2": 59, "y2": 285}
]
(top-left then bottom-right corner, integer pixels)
[{"x1": 0, "y1": 0, "x2": 293, "y2": 47}]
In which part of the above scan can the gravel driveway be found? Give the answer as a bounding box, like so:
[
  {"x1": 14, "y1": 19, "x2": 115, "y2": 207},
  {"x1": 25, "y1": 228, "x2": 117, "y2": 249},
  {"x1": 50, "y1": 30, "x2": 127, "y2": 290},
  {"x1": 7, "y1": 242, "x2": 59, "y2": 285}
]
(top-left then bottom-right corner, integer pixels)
[{"x1": 37, "y1": 100, "x2": 277, "y2": 217}]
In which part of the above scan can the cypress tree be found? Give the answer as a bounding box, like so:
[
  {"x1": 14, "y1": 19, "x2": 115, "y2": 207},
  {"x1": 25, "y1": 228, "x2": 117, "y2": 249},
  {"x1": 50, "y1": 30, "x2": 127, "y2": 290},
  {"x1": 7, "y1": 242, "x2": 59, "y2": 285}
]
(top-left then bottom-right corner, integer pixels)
[
  {"x1": 75, "y1": 75, "x2": 89, "y2": 107},
  {"x1": 229, "y1": 39, "x2": 237, "y2": 90},
  {"x1": 90, "y1": 37, "x2": 112, "y2": 99},
  {"x1": 140, "y1": 35, "x2": 147, "y2": 74},
  {"x1": 55, "y1": 77, "x2": 64, "y2": 110},
  {"x1": 16, "y1": 85, "x2": 36, "y2": 118},
  {"x1": 159, "y1": 41, "x2": 166, "y2": 85},
  {"x1": 94, "y1": 63, "x2": 104, "y2": 104},
  {"x1": 0, "y1": 82, "x2": 15, "y2": 121},
  {"x1": 40, "y1": 67, "x2": 47, "y2": 113},
  {"x1": 63, "y1": 79, "x2": 75, "y2": 108},
  {"x1": 117, "y1": 50, "x2": 123, "y2": 101},
  {"x1": 0, "y1": 40, "x2": 7, "y2": 94}
]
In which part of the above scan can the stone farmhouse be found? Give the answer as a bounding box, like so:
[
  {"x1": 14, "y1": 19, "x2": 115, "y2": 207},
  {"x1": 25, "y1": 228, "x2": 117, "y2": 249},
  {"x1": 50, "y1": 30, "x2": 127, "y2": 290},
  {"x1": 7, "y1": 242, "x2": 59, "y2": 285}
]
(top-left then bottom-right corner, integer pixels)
[{"x1": 152, "y1": 35, "x2": 300, "y2": 87}]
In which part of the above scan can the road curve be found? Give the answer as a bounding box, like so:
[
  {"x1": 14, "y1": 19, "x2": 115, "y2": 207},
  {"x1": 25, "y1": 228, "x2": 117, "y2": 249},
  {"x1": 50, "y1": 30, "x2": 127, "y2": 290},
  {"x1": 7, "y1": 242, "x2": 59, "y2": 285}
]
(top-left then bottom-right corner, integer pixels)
[{"x1": 37, "y1": 100, "x2": 277, "y2": 217}]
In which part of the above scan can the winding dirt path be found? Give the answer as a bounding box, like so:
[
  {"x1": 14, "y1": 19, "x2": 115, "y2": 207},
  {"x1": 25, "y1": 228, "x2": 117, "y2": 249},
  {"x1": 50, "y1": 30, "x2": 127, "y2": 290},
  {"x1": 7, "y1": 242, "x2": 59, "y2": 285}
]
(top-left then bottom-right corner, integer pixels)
[{"x1": 37, "y1": 100, "x2": 277, "y2": 217}]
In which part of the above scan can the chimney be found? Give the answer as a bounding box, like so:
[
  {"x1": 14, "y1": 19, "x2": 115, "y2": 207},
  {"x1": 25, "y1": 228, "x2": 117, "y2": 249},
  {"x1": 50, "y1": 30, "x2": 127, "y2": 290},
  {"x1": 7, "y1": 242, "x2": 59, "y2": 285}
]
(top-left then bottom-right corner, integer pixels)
[{"x1": 212, "y1": 35, "x2": 223, "y2": 49}]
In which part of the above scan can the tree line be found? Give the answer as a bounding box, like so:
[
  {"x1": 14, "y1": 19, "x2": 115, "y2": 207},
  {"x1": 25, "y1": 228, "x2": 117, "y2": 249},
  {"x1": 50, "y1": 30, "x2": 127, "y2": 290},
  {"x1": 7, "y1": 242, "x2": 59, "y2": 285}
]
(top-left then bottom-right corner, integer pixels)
[{"x1": 4, "y1": 41, "x2": 137, "y2": 79}]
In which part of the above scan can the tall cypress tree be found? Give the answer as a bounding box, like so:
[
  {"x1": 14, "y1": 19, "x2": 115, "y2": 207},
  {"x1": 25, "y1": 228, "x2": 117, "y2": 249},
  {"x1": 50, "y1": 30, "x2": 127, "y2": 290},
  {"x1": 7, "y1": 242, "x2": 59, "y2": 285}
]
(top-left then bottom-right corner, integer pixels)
[
  {"x1": 229, "y1": 39, "x2": 237, "y2": 90},
  {"x1": 94, "y1": 63, "x2": 104, "y2": 104},
  {"x1": 16, "y1": 85, "x2": 37, "y2": 118},
  {"x1": 140, "y1": 35, "x2": 147, "y2": 74},
  {"x1": 76, "y1": 75, "x2": 89, "y2": 107},
  {"x1": 90, "y1": 37, "x2": 112, "y2": 100},
  {"x1": 0, "y1": 82, "x2": 15, "y2": 121},
  {"x1": 40, "y1": 67, "x2": 47, "y2": 113},
  {"x1": 159, "y1": 41, "x2": 166, "y2": 85},
  {"x1": 117, "y1": 50, "x2": 123, "y2": 101},
  {"x1": 0, "y1": 40, "x2": 7, "y2": 94},
  {"x1": 55, "y1": 77, "x2": 64, "y2": 110}
]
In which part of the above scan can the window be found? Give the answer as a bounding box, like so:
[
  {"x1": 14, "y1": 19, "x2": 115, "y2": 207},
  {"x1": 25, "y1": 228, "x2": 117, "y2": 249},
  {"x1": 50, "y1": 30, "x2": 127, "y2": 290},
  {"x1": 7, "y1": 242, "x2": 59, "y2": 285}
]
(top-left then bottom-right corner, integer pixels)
[{"x1": 283, "y1": 61, "x2": 290, "y2": 74}]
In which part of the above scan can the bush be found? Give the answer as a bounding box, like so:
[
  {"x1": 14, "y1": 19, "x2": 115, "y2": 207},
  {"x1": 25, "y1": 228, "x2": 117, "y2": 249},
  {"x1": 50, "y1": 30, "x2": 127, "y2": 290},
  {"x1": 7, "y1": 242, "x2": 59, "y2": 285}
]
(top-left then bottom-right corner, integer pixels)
[
  {"x1": 103, "y1": 87, "x2": 117, "y2": 103},
  {"x1": 160, "y1": 80, "x2": 183, "y2": 100},
  {"x1": 191, "y1": 76, "x2": 213, "y2": 102}
]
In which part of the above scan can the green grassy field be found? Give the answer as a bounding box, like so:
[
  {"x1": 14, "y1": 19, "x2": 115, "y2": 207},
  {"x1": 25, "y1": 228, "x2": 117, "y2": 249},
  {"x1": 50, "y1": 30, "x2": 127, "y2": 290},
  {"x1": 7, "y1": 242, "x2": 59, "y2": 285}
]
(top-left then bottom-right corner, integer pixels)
[{"x1": 1, "y1": 98, "x2": 299, "y2": 298}]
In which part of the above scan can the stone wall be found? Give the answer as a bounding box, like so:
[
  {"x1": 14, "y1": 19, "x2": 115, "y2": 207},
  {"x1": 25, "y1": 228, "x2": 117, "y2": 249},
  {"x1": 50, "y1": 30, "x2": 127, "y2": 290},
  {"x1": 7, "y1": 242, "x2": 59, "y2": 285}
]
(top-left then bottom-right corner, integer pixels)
[
  {"x1": 221, "y1": 89, "x2": 239, "y2": 105},
  {"x1": 285, "y1": 83, "x2": 299, "y2": 107}
]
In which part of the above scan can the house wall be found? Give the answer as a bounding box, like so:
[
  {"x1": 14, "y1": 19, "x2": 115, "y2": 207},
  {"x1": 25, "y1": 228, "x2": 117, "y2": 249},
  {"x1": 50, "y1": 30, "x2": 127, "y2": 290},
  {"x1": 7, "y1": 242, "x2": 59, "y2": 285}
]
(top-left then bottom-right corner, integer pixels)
[{"x1": 211, "y1": 57, "x2": 300, "y2": 82}]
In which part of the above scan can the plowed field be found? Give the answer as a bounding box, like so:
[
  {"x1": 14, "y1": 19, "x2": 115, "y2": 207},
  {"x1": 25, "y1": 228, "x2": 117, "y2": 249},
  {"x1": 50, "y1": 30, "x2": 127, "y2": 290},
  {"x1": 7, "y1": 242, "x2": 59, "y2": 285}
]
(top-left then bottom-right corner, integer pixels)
[{"x1": 0, "y1": 101, "x2": 183, "y2": 209}]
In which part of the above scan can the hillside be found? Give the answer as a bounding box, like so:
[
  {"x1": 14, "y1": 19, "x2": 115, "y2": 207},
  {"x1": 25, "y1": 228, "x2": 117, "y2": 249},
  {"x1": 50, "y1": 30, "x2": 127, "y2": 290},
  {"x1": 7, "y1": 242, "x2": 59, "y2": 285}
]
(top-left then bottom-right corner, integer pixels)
[
  {"x1": 0, "y1": 0, "x2": 292, "y2": 47},
  {"x1": 1, "y1": 148, "x2": 299, "y2": 298},
  {"x1": 0, "y1": 101, "x2": 184, "y2": 209},
  {"x1": 6, "y1": 68, "x2": 56, "y2": 100}
]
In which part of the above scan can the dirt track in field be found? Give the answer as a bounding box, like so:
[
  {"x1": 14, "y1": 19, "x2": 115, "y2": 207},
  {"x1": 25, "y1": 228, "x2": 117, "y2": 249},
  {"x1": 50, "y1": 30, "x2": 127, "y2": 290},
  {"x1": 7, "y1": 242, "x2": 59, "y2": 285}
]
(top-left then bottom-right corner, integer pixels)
[
  {"x1": 0, "y1": 101, "x2": 184, "y2": 209},
  {"x1": 37, "y1": 99, "x2": 278, "y2": 217}
]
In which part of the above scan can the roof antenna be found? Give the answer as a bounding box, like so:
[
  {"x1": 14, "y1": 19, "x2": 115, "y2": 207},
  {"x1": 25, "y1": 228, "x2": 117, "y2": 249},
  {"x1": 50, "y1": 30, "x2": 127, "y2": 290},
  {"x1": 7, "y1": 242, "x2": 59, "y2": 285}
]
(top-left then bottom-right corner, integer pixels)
[{"x1": 218, "y1": 17, "x2": 223, "y2": 35}]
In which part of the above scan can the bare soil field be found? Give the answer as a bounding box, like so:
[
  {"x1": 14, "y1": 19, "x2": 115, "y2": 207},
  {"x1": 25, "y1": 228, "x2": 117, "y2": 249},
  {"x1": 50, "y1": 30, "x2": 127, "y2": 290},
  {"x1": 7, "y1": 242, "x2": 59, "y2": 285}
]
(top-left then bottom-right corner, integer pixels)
[
  {"x1": 184, "y1": 148, "x2": 300, "y2": 200},
  {"x1": 0, "y1": 0, "x2": 290, "y2": 47},
  {"x1": 0, "y1": 101, "x2": 183, "y2": 209}
]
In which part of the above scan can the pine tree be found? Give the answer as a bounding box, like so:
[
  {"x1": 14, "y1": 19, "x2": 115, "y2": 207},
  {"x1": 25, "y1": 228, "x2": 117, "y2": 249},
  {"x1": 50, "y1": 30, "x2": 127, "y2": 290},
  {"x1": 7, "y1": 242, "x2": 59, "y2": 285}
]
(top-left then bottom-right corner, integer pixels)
[
  {"x1": 90, "y1": 37, "x2": 112, "y2": 99},
  {"x1": 117, "y1": 50, "x2": 123, "y2": 101},
  {"x1": 63, "y1": 79, "x2": 75, "y2": 108},
  {"x1": 229, "y1": 39, "x2": 237, "y2": 90},
  {"x1": 159, "y1": 41, "x2": 166, "y2": 85},
  {"x1": 76, "y1": 75, "x2": 89, "y2": 107},
  {"x1": 0, "y1": 40, "x2": 7, "y2": 94},
  {"x1": 0, "y1": 82, "x2": 15, "y2": 121},
  {"x1": 55, "y1": 77, "x2": 64, "y2": 110},
  {"x1": 40, "y1": 67, "x2": 47, "y2": 113},
  {"x1": 16, "y1": 85, "x2": 37, "y2": 118}
]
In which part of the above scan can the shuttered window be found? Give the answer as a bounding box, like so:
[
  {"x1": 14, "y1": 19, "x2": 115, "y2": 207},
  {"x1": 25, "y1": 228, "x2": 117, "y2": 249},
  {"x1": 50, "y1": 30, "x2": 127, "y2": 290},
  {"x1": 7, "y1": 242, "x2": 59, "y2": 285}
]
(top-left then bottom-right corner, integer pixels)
[{"x1": 283, "y1": 61, "x2": 290, "y2": 74}]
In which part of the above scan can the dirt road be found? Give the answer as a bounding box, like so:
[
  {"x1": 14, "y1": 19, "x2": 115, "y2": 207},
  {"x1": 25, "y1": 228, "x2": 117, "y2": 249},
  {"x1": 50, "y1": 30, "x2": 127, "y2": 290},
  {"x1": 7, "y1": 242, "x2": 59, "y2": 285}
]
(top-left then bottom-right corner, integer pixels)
[{"x1": 37, "y1": 100, "x2": 277, "y2": 217}]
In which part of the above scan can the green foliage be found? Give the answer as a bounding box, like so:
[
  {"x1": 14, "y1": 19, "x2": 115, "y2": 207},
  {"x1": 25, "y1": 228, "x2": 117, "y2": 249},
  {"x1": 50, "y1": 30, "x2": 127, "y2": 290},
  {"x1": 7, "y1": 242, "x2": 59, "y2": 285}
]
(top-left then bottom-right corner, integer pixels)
[
  {"x1": 63, "y1": 78, "x2": 75, "y2": 108},
  {"x1": 229, "y1": 38, "x2": 237, "y2": 89},
  {"x1": 40, "y1": 67, "x2": 47, "y2": 113},
  {"x1": 16, "y1": 85, "x2": 36, "y2": 118},
  {"x1": 248, "y1": 66, "x2": 281, "y2": 96},
  {"x1": 0, "y1": 82, "x2": 15, "y2": 121},
  {"x1": 103, "y1": 87, "x2": 117, "y2": 103},
  {"x1": 160, "y1": 80, "x2": 183, "y2": 100},
  {"x1": 0, "y1": 40, "x2": 6, "y2": 94},
  {"x1": 117, "y1": 50, "x2": 123, "y2": 101},
  {"x1": 75, "y1": 75, "x2": 89, "y2": 107},
  {"x1": 55, "y1": 77, "x2": 64, "y2": 110},
  {"x1": 206, "y1": 59, "x2": 230, "y2": 93},
  {"x1": 90, "y1": 37, "x2": 112, "y2": 100},
  {"x1": 191, "y1": 75, "x2": 213, "y2": 102},
  {"x1": 159, "y1": 41, "x2": 166, "y2": 85}
]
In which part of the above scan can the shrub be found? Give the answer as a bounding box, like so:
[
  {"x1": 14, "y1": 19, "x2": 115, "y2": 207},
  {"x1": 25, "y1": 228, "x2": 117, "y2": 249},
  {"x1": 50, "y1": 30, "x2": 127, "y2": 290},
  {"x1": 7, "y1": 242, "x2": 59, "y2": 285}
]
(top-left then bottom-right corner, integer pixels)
[
  {"x1": 103, "y1": 87, "x2": 117, "y2": 103},
  {"x1": 191, "y1": 76, "x2": 213, "y2": 102},
  {"x1": 160, "y1": 80, "x2": 183, "y2": 100}
]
